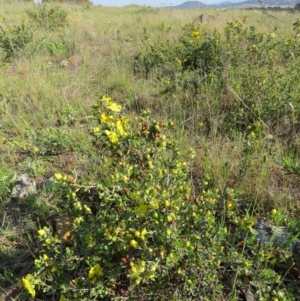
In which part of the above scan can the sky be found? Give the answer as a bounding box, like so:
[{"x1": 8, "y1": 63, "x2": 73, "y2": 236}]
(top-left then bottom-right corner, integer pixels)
[{"x1": 91, "y1": 0, "x2": 213, "y2": 7}]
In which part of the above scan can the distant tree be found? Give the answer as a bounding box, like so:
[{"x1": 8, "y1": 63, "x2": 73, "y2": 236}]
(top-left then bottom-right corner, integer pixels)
[{"x1": 295, "y1": 3, "x2": 300, "y2": 11}]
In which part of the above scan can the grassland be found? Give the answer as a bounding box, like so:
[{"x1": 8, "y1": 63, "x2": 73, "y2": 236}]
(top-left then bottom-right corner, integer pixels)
[{"x1": 1, "y1": 2, "x2": 300, "y2": 300}]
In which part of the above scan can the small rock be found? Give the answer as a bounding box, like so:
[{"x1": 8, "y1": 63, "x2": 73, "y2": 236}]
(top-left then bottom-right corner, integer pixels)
[
  {"x1": 197, "y1": 14, "x2": 215, "y2": 23},
  {"x1": 11, "y1": 174, "x2": 37, "y2": 199},
  {"x1": 253, "y1": 218, "x2": 300, "y2": 255},
  {"x1": 85, "y1": 30, "x2": 96, "y2": 40},
  {"x1": 60, "y1": 55, "x2": 83, "y2": 70}
]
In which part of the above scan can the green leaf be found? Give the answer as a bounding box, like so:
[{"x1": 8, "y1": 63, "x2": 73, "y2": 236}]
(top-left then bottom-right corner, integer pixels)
[{"x1": 249, "y1": 228, "x2": 258, "y2": 236}]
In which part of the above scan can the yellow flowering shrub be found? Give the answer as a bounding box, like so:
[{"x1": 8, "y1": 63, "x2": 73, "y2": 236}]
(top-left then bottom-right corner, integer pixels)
[{"x1": 22, "y1": 95, "x2": 230, "y2": 300}]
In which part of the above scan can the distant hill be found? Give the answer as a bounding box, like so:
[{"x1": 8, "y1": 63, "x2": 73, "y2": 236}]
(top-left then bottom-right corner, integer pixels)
[
  {"x1": 166, "y1": 0, "x2": 296, "y2": 9},
  {"x1": 215, "y1": 0, "x2": 296, "y2": 8},
  {"x1": 230, "y1": 0, "x2": 295, "y2": 6},
  {"x1": 165, "y1": 1, "x2": 207, "y2": 9}
]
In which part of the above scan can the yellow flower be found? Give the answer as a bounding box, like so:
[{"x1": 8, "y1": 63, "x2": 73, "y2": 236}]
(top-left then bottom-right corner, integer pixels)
[
  {"x1": 135, "y1": 204, "x2": 148, "y2": 217},
  {"x1": 103, "y1": 96, "x2": 112, "y2": 105},
  {"x1": 88, "y1": 264, "x2": 103, "y2": 279},
  {"x1": 54, "y1": 173, "x2": 63, "y2": 181},
  {"x1": 106, "y1": 102, "x2": 122, "y2": 112},
  {"x1": 131, "y1": 260, "x2": 146, "y2": 276},
  {"x1": 105, "y1": 130, "x2": 118, "y2": 143},
  {"x1": 74, "y1": 201, "x2": 82, "y2": 210},
  {"x1": 129, "y1": 260, "x2": 147, "y2": 285},
  {"x1": 167, "y1": 214, "x2": 174, "y2": 222},
  {"x1": 22, "y1": 275, "x2": 36, "y2": 298},
  {"x1": 116, "y1": 120, "x2": 126, "y2": 136},
  {"x1": 100, "y1": 113, "x2": 114, "y2": 124},
  {"x1": 145, "y1": 264, "x2": 156, "y2": 280},
  {"x1": 269, "y1": 32, "x2": 276, "y2": 38},
  {"x1": 150, "y1": 199, "x2": 159, "y2": 209},
  {"x1": 92, "y1": 127, "x2": 100, "y2": 134},
  {"x1": 191, "y1": 31, "x2": 200, "y2": 38},
  {"x1": 43, "y1": 254, "x2": 49, "y2": 261},
  {"x1": 130, "y1": 239, "x2": 138, "y2": 248},
  {"x1": 164, "y1": 200, "x2": 170, "y2": 207},
  {"x1": 135, "y1": 277, "x2": 142, "y2": 285},
  {"x1": 34, "y1": 259, "x2": 40, "y2": 265},
  {"x1": 241, "y1": 217, "x2": 257, "y2": 233},
  {"x1": 38, "y1": 229, "x2": 46, "y2": 237},
  {"x1": 45, "y1": 238, "x2": 52, "y2": 245},
  {"x1": 271, "y1": 208, "x2": 277, "y2": 215},
  {"x1": 74, "y1": 216, "x2": 84, "y2": 224},
  {"x1": 83, "y1": 205, "x2": 92, "y2": 214},
  {"x1": 140, "y1": 228, "x2": 147, "y2": 236}
]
